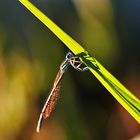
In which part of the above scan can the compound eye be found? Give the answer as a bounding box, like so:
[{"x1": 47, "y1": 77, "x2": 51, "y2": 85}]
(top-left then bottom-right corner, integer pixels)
[{"x1": 66, "y1": 52, "x2": 73, "y2": 59}]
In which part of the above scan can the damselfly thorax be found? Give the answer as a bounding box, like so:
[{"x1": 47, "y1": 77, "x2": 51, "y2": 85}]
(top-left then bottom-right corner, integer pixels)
[{"x1": 36, "y1": 52, "x2": 88, "y2": 132}]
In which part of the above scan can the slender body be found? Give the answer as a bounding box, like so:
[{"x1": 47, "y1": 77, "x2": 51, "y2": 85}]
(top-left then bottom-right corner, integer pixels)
[{"x1": 36, "y1": 52, "x2": 88, "y2": 132}]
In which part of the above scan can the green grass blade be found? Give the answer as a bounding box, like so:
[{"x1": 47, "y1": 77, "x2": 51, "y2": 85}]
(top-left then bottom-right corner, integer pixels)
[{"x1": 19, "y1": 0, "x2": 140, "y2": 123}]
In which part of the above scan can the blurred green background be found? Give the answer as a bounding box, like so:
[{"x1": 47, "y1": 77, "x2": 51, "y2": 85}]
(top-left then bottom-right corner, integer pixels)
[{"x1": 0, "y1": 0, "x2": 140, "y2": 140}]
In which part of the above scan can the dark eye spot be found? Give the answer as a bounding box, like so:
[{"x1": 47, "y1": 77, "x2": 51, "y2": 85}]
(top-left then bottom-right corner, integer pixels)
[{"x1": 66, "y1": 52, "x2": 73, "y2": 59}]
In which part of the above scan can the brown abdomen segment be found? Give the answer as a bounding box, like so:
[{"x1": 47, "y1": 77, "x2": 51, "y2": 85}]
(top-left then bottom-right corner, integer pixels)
[{"x1": 42, "y1": 83, "x2": 60, "y2": 119}]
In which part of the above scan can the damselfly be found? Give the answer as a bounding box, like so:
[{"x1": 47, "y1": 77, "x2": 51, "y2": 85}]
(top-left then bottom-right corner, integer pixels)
[{"x1": 36, "y1": 52, "x2": 88, "y2": 132}]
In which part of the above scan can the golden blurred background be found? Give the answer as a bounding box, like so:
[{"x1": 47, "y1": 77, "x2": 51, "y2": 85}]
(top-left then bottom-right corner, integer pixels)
[{"x1": 0, "y1": 0, "x2": 140, "y2": 140}]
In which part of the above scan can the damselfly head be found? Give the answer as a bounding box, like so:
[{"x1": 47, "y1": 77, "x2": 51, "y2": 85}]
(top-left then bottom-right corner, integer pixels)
[{"x1": 65, "y1": 52, "x2": 73, "y2": 59}]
